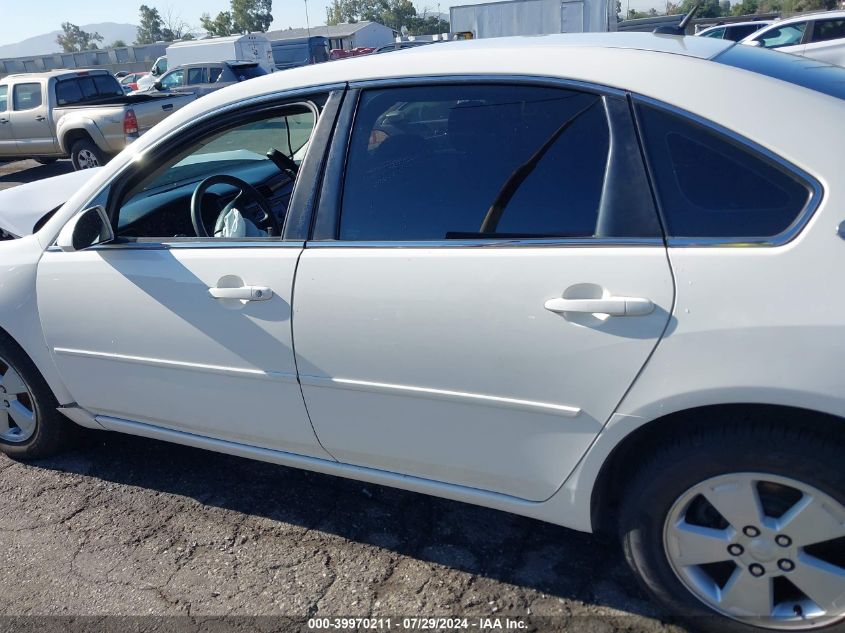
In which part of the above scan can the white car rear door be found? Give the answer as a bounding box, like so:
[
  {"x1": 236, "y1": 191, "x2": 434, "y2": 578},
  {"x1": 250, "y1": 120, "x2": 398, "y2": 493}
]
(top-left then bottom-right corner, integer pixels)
[{"x1": 292, "y1": 82, "x2": 674, "y2": 502}]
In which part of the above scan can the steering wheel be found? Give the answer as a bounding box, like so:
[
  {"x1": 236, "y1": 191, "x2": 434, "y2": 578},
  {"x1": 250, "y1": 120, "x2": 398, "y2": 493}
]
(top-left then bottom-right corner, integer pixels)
[{"x1": 190, "y1": 174, "x2": 282, "y2": 238}]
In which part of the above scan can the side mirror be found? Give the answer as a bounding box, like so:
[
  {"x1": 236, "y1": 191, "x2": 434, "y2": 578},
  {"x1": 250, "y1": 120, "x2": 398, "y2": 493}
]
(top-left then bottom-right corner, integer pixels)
[
  {"x1": 747, "y1": 40, "x2": 763, "y2": 47},
  {"x1": 56, "y1": 206, "x2": 114, "y2": 252},
  {"x1": 151, "y1": 68, "x2": 160, "y2": 76},
  {"x1": 154, "y1": 81, "x2": 163, "y2": 91}
]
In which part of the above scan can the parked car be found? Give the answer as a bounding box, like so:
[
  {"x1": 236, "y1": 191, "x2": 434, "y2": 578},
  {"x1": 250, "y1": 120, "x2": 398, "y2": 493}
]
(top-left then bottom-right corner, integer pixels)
[
  {"x1": 373, "y1": 41, "x2": 435, "y2": 53},
  {"x1": 0, "y1": 33, "x2": 844, "y2": 633},
  {"x1": 740, "y1": 9, "x2": 845, "y2": 66},
  {"x1": 271, "y1": 36, "x2": 330, "y2": 70},
  {"x1": 697, "y1": 20, "x2": 772, "y2": 41},
  {"x1": 119, "y1": 72, "x2": 149, "y2": 93},
  {"x1": 151, "y1": 61, "x2": 269, "y2": 97},
  {"x1": 0, "y1": 69, "x2": 194, "y2": 169}
]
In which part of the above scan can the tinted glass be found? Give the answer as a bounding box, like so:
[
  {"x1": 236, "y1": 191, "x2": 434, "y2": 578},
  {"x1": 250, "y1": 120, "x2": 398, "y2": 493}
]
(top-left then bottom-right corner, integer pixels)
[
  {"x1": 78, "y1": 77, "x2": 98, "y2": 99},
  {"x1": 757, "y1": 22, "x2": 806, "y2": 48},
  {"x1": 93, "y1": 74, "x2": 122, "y2": 97},
  {"x1": 0, "y1": 86, "x2": 8, "y2": 112},
  {"x1": 637, "y1": 104, "x2": 811, "y2": 239},
  {"x1": 209, "y1": 67, "x2": 223, "y2": 82},
  {"x1": 187, "y1": 67, "x2": 207, "y2": 85},
  {"x1": 55, "y1": 79, "x2": 84, "y2": 105},
  {"x1": 726, "y1": 23, "x2": 762, "y2": 41},
  {"x1": 340, "y1": 85, "x2": 658, "y2": 241},
  {"x1": 13, "y1": 83, "x2": 42, "y2": 110},
  {"x1": 273, "y1": 44, "x2": 309, "y2": 65},
  {"x1": 229, "y1": 65, "x2": 267, "y2": 81},
  {"x1": 812, "y1": 18, "x2": 845, "y2": 43}
]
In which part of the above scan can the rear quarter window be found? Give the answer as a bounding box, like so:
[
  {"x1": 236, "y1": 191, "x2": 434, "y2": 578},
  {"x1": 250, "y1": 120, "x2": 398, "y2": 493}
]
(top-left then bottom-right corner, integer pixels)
[{"x1": 636, "y1": 103, "x2": 813, "y2": 241}]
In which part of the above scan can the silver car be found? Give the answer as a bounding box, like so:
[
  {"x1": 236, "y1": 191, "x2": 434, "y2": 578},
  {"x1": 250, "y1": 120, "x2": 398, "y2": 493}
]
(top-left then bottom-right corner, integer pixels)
[{"x1": 153, "y1": 61, "x2": 269, "y2": 98}]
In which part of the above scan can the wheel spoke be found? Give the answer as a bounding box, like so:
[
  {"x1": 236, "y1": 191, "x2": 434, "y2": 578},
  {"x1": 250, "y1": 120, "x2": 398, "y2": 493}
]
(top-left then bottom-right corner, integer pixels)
[
  {"x1": 7, "y1": 401, "x2": 34, "y2": 435},
  {"x1": 719, "y1": 567, "x2": 773, "y2": 616},
  {"x1": 701, "y1": 476, "x2": 764, "y2": 529},
  {"x1": 0, "y1": 410, "x2": 10, "y2": 433},
  {"x1": 791, "y1": 553, "x2": 845, "y2": 613},
  {"x1": 779, "y1": 494, "x2": 845, "y2": 547},
  {"x1": 669, "y1": 522, "x2": 733, "y2": 566},
  {"x1": 0, "y1": 367, "x2": 26, "y2": 395}
]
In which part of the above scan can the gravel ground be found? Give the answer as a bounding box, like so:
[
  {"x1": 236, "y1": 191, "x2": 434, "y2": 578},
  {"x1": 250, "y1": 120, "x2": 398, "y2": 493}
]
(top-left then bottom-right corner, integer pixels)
[{"x1": 0, "y1": 158, "x2": 689, "y2": 633}]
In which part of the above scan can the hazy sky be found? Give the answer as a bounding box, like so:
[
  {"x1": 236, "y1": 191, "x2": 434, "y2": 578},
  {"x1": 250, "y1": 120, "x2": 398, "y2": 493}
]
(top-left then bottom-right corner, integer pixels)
[{"x1": 0, "y1": 0, "x2": 664, "y2": 47}]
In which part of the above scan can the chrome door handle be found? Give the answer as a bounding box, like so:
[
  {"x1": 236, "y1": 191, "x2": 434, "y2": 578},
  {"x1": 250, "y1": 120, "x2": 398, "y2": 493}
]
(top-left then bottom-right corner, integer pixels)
[
  {"x1": 544, "y1": 296, "x2": 654, "y2": 317},
  {"x1": 208, "y1": 286, "x2": 273, "y2": 301}
]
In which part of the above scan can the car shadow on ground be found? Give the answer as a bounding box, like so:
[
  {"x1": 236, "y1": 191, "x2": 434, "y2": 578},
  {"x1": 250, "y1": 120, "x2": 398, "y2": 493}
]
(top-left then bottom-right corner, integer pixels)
[
  {"x1": 0, "y1": 160, "x2": 73, "y2": 186},
  {"x1": 33, "y1": 430, "x2": 671, "y2": 623}
]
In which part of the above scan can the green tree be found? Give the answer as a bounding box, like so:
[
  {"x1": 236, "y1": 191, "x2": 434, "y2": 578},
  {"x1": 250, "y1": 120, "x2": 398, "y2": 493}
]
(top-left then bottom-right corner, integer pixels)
[
  {"x1": 719, "y1": 0, "x2": 731, "y2": 14},
  {"x1": 110, "y1": 39, "x2": 128, "y2": 48},
  {"x1": 201, "y1": 0, "x2": 273, "y2": 35},
  {"x1": 56, "y1": 23, "x2": 104, "y2": 52},
  {"x1": 136, "y1": 5, "x2": 167, "y2": 43},
  {"x1": 730, "y1": 0, "x2": 758, "y2": 14},
  {"x1": 200, "y1": 11, "x2": 236, "y2": 35}
]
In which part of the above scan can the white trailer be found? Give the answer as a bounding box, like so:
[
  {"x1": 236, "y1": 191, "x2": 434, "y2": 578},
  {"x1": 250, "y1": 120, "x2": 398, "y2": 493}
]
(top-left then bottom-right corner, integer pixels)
[
  {"x1": 449, "y1": 0, "x2": 615, "y2": 38},
  {"x1": 165, "y1": 34, "x2": 275, "y2": 73}
]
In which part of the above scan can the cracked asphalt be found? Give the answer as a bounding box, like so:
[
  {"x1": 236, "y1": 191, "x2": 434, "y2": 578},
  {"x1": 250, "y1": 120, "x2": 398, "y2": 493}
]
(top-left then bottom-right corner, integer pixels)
[{"x1": 0, "y1": 159, "x2": 688, "y2": 633}]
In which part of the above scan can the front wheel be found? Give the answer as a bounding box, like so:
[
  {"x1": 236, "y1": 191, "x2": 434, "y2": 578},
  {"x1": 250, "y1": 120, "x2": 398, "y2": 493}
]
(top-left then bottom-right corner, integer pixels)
[
  {"x1": 620, "y1": 423, "x2": 845, "y2": 633},
  {"x1": 0, "y1": 333, "x2": 75, "y2": 459},
  {"x1": 70, "y1": 138, "x2": 106, "y2": 170}
]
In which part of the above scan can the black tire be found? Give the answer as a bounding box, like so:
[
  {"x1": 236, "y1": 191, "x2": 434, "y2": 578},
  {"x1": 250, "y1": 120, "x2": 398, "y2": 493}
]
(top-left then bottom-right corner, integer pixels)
[
  {"x1": 0, "y1": 332, "x2": 76, "y2": 460},
  {"x1": 69, "y1": 138, "x2": 106, "y2": 171},
  {"x1": 619, "y1": 422, "x2": 845, "y2": 633},
  {"x1": 34, "y1": 157, "x2": 58, "y2": 165}
]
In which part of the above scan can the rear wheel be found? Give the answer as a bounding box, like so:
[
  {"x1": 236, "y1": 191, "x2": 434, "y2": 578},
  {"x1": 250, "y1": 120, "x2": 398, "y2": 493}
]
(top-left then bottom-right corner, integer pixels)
[
  {"x1": 0, "y1": 333, "x2": 75, "y2": 459},
  {"x1": 620, "y1": 424, "x2": 845, "y2": 633},
  {"x1": 70, "y1": 138, "x2": 105, "y2": 170}
]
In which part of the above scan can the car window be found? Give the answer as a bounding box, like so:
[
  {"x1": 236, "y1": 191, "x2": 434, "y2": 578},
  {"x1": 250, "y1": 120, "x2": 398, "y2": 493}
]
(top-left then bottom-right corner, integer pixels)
[
  {"x1": 160, "y1": 69, "x2": 184, "y2": 90},
  {"x1": 93, "y1": 74, "x2": 122, "y2": 97},
  {"x1": 756, "y1": 22, "x2": 806, "y2": 48},
  {"x1": 209, "y1": 67, "x2": 223, "y2": 82},
  {"x1": 339, "y1": 84, "x2": 660, "y2": 241},
  {"x1": 55, "y1": 79, "x2": 84, "y2": 105},
  {"x1": 0, "y1": 86, "x2": 7, "y2": 112},
  {"x1": 701, "y1": 27, "x2": 725, "y2": 38},
  {"x1": 727, "y1": 24, "x2": 761, "y2": 41},
  {"x1": 13, "y1": 83, "x2": 42, "y2": 110},
  {"x1": 116, "y1": 105, "x2": 318, "y2": 240},
  {"x1": 636, "y1": 104, "x2": 811, "y2": 239},
  {"x1": 229, "y1": 64, "x2": 267, "y2": 81},
  {"x1": 187, "y1": 67, "x2": 207, "y2": 85},
  {"x1": 811, "y1": 18, "x2": 845, "y2": 43}
]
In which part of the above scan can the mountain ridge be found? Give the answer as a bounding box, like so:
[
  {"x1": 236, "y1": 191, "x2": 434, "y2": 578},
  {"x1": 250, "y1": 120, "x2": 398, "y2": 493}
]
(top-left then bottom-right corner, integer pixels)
[{"x1": 0, "y1": 23, "x2": 139, "y2": 58}]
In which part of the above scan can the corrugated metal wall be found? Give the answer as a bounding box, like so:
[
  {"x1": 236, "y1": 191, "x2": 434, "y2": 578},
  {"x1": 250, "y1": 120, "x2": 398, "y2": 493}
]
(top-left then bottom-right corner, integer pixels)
[{"x1": 450, "y1": 0, "x2": 611, "y2": 38}]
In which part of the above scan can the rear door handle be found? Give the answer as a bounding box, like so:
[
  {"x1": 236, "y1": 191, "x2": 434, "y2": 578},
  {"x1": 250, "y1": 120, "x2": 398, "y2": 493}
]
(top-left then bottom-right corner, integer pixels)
[
  {"x1": 208, "y1": 286, "x2": 273, "y2": 301},
  {"x1": 544, "y1": 296, "x2": 654, "y2": 317},
  {"x1": 161, "y1": 103, "x2": 173, "y2": 111},
  {"x1": 35, "y1": 115, "x2": 46, "y2": 121}
]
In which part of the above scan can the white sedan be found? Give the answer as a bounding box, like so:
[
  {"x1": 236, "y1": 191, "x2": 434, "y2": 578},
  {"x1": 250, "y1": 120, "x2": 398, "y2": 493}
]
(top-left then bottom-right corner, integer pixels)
[{"x1": 0, "y1": 33, "x2": 843, "y2": 632}]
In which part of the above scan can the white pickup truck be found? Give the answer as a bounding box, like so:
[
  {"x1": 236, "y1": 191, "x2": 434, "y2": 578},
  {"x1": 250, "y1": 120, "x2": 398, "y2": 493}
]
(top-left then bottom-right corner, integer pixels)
[{"x1": 0, "y1": 69, "x2": 194, "y2": 170}]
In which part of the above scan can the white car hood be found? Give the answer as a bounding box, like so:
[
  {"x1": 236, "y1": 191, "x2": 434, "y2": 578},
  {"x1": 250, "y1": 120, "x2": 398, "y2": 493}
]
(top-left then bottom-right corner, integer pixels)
[{"x1": 0, "y1": 168, "x2": 100, "y2": 238}]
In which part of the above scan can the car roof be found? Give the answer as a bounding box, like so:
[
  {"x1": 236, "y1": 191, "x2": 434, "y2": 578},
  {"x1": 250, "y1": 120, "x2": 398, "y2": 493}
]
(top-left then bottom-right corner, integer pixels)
[
  {"x1": 766, "y1": 9, "x2": 845, "y2": 25},
  {"x1": 701, "y1": 20, "x2": 771, "y2": 30},
  {"x1": 2, "y1": 68, "x2": 111, "y2": 81}
]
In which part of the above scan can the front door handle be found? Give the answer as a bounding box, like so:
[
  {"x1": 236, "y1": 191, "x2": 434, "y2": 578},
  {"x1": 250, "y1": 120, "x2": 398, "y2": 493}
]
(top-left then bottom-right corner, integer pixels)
[
  {"x1": 208, "y1": 286, "x2": 273, "y2": 301},
  {"x1": 544, "y1": 296, "x2": 654, "y2": 317},
  {"x1": 35, "y1": 115, "x2": 46, "y2": 121}
]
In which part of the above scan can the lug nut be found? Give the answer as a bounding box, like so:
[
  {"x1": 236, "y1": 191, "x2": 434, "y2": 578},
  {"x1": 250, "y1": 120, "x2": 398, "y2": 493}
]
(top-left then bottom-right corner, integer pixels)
[
  {"x1": 778, "y1": 559, "x2": 795, "y2": 572},
  {"x1": 749, "y1": 563, "x2": 766, "y2": 577},
  {"x1": 744, "y1": 526, "x2": 761, "y2": 537},
  {"x1": 776, "y1": 535, "x2": 792, "y2": 547},
  {"x1": 728, "y1": 544, "x2": 744, "y2": 556}
]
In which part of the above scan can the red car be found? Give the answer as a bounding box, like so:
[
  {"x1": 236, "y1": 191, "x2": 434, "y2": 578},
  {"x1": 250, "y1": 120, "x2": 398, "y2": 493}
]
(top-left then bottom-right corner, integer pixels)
[{"x1": 119, "y1": 72, "x2": 149, "y2": 92}]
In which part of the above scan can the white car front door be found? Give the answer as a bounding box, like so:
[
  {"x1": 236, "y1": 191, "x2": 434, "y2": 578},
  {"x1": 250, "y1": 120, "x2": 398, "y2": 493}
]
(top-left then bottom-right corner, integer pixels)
[
  {"x1": 36, "y1": 95, "x2": 336, "y2": 458},
  {"x1": 292, "y1": 82, "x2": 675, "y2": 502},
  {"x1": 802, "y1": 17, "x2": 845, "y2": 66}
]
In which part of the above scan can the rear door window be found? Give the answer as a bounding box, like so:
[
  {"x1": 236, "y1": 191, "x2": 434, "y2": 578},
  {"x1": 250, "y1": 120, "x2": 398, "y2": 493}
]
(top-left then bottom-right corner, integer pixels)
[
  {"x1": 187, "y1": 67, "x2": 207, "y2": 85},
  {"x1": 13, "y1": 83, "x2": 42, "y2": 110},
  {"x1": 56, "y1": 79, "x2": 84, "y2": 105},
  {"x1": 811, "y1": 18, "x2": 845, "y2": 43},
  {"x1": 636, "y1": 104, "x2": 812, "y2": 240},
  {"x1": 338, "y1": 84, "x2": 660, "y2": 241},
  {"x1": 727, "y1": 24, "x2": 761, "y2": 41},
  {"x1": 0, "y1": 86, "x2": 7, "y2": 112},
  {"x1": 209, "y1": 67, "x2": 224, "y2": 82},
  {"x1": 701, "y1": 27, "x2": 726, "y2": 38}
]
